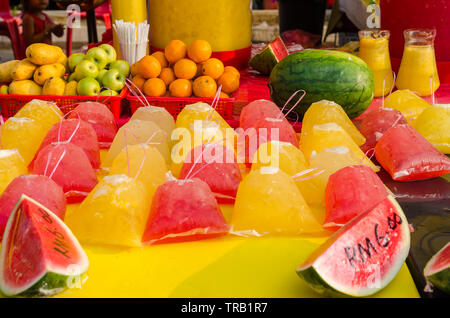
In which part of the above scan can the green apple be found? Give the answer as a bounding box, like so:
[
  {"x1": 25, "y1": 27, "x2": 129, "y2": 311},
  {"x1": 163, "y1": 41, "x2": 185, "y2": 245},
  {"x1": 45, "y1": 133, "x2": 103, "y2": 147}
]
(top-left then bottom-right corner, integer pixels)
[
  {"x1": 109, "y1": 60, "x2": 130, "y2": 77},
  {"x1": 102, "y1": 69, "x2": 125, "y2": 91},
  {"x1": 68, "y1": 53, "x2": 85, "y2": 72},
  {"x1": 96, "y1": 69, "x2": 108, "y2": 86},
  {"x1": 74, "y1": 59, "x2": 99, "y2": 80},
  {"x1": 100, "y1": 89, "x2": 119, "y2": 96},
  {"x1": 68, "y1": 72, "x2": 78, "y2": 82},
  {"x1": 99, "y1": 43, "x2": 117, "y2": 64},
  {"x1": 77, "y1": 77, "x2": 101, "y2": 96},
  {"x1": 85, "y1": 47, "x2": 109, "y2": 70},
  {"x1": 0, "y1": 85, "x2": 8, "y2": 94}
]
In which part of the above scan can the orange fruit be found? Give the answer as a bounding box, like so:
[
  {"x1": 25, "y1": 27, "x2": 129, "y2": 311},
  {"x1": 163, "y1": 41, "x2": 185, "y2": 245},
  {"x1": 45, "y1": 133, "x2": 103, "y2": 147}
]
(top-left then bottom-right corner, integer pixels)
[
  {"x1": 173, "y1": 58, "x2": 197, "y2": 80},
  {"x1": 164, "y1": 40, "x2": 187, "y2": 64},
  {"x1": 138, "y1": 55, "x2": 161, "y2": 79},
  {"x1": 193, "y1": 75, "x2": 217, "y2": 98},
  {"x1": 143, "y1": 78, "x2": 166, "y2": 97},
  {"x1": 130, "y1": 62, "x2": 139, "y2": 77},
  {"x1": 131, "y1": 74, "x2": 146, "y2": 92},
  {"x1": 201, "y1": 58, "x2": 224, "y2": 80},
  {"x1": 187, "y1": 40, "x2": 212, "y2": 63},
  {"x1": 169, "y1": 79, "x2": 192, "y2": 97},
  {"x1": 217, "y1": 71, "x2": 239, "y2": 94},
  {"x1": 159, "y1": 67, "x2": 176, "y2": 86},
  {"x1": 151, "y1": 51, "x2": 168, "y2": 68},
  {"x1": 224, "y1": 66, "x2": 240, "y2": 79},
  {"x1": 219, "y1": 91, "x2": 230, "y2": 98}
]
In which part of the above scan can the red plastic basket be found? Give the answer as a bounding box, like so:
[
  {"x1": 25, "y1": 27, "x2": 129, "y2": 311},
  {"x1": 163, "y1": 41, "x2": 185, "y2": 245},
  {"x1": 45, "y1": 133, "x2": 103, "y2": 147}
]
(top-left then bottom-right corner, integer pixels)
[
  {"x1": 127, "y1": 90, "x2": 236, "y2": 120},
  {"x1": 0, "y1": 86, "x2": 127, "y2": 120}
]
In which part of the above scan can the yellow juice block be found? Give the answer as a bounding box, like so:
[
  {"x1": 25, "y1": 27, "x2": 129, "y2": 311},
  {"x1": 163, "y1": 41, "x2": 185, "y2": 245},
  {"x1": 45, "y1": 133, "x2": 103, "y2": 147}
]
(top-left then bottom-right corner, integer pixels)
[
  {"x1": 385, "y1": 89, "x2": 431, "y2": 123},
  {"x1": 14, "y1": 99, "x2": 62, "y2": 131},
  {"x1": 66, "y1": 174, "x2": 151, "y2": 247},
  {"x1": 0, "y1": 149, "x2": 27, "y2": 195},
  {"x1": 130, "y1": 106, "x2": 175, "y2": 146},
  {"x1": 109, "y1": 143, "x2": 168, "y2": 198},
  {"x1": 413, "y1": 105, "x2": 450, "y2": 154},
  {"x1": 171, "y1": 120, "x2": 236, "y2": 178},
  {"x1": 0, "y1": 117, "x2": 49, "y2": 166},
  {"x1": 251, "y1": 141, "x2": 321, "y2": 205},
  {"x1": 104, "y1": 119, "x2": 170, "y2": 167},
  {"x1": 231, "y1": 167, "x2": 322, "y2": 236},
  {"x1": 300, "y1": 100, "x2": 366, "y2": 146},
  {"x1": 301, "y1": 122, "x2": 377, "y2": 170},
  {"x1": 175, "y1": 102, "x2": 231, "y2": 131}
]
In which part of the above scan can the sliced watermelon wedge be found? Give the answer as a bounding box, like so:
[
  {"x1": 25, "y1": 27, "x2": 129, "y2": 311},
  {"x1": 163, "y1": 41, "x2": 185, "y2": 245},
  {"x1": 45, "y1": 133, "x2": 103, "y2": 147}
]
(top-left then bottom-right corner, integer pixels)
[
  {"x1": 0, "y1": 195, "x2": 89, "y2": 297},
  {"x1": 296, "y1": 195, "x2": 410, "y2": 297},
  {"x1": 249, "y1": 36, "x2": 289, "y2": 76},
  {"x1": 424, "y1": 242, "x2": 450, "y2": 295}
]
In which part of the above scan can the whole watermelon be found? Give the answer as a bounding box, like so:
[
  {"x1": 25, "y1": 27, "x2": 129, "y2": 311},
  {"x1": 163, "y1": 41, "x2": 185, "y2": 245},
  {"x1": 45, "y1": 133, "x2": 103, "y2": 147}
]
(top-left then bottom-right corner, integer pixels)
[{"x1": 269, "y1": 49, "x2": 374, "y2": 119}]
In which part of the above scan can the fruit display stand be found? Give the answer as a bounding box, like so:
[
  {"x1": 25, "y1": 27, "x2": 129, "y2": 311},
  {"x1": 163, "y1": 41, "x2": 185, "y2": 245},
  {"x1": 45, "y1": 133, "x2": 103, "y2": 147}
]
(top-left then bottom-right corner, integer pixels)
[{"x1": 0, "y1": 87, "x2": 128, "y2": 120}]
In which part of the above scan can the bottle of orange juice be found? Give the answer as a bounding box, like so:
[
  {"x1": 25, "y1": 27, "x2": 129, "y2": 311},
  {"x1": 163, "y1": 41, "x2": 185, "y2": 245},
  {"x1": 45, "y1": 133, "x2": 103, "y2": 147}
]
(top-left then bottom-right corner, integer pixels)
[
  {"x1": 358, "y1": 30, "x2": 394, "y2": 98},
  {"x1": 396, "y1": 29, "x2": 440, "y2": 96}
]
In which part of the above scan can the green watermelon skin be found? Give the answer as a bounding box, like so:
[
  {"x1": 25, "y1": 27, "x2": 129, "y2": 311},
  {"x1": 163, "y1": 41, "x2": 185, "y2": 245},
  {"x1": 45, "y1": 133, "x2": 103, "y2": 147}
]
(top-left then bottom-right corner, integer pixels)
[
  {"x1": 269, "y1": 49, "x2": 374, "y2": 119},
  {"x1": 424, "y1": 242, "x2": 450, "y2": 295},
  {"x1": 427, "y1": 270, "x2": 450, "y2": 295},
  {"x1": 17, "y1": 272, "x2": 82, "y2": 298},
  {"x1": 249, "y1": 36, "x2": 289, "y2": 76}
]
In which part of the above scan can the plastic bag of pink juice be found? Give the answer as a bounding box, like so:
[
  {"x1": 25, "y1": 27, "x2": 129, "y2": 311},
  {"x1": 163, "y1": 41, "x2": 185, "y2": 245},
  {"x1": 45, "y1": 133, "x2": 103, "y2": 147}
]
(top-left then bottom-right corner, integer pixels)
[
  {"x1": 238, "y1": 117, "x2": 299, "y2": 166},
  {"x1": 0, "y1": 174, "x2": 66, "y2": 240},
  {"x1": 32, "y1": 142, "x2": 98, "y2": 203},
  {"x1": 33, "y1": 119, "x2": 100, "y2": 170},
  {"x1": 324, "y1": 165, "x2": 389, "y2": 231},
  {"x1": 68, "y1": 101, "x2": 117, "y2": 149},
  {"x1": 360, "y1": 107, "x2": 408, "y2": 153},
  {"x1": 239, "y1": 99, "x2": 288, "y2": 130},
  {"x1": 142, "y1": 178, "x2": 230, "y2": 244},
  {"x1": 178, "y1": 143, "x2": 242, "y2": 204},
  {"x1": 375, "y1": 124, "x2": 450, "y2": 181}
]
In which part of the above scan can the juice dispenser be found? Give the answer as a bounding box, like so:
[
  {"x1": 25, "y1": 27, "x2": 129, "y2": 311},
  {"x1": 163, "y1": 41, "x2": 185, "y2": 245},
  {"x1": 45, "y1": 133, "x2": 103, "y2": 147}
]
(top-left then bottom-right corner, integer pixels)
[{"x1": 148, "y1": 0, "x2": 252, "y2": 70}]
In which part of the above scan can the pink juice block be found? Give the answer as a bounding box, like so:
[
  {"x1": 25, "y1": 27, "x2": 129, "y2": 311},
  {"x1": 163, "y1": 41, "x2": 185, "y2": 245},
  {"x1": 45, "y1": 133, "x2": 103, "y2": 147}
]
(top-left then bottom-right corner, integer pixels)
[
  {"x1": 68, "y1": 101, "x2": 118, "y2": 149},
  {"x1": 142, "y1": 178, "x2": 230, "y2": 244},
  {"x1": 0, "y1": 174, "x2": 66, "y2": 240},
  {"x1": 32, "y1": 142, "x2": 98, "y2": 203},
  {"x1": 178, "y1": 143, "x2": 242, "y2": 204},
  {"x1": 33, "y1": 119, "x2": 101, "y2": 170},
  {"x1": 360, "y1": 107, "x2": 407, "y2": 153},
  {"x1": 239, "y1": 99, "x2": 288, "y2": 130}
]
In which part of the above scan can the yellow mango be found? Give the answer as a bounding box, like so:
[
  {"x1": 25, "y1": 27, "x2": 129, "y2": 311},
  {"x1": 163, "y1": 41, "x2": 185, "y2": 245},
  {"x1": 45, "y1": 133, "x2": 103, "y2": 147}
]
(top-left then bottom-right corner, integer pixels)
[
  {"x1": 42, "y1": 77, "x2": 65, "y2": 95},
  {"x1": 11, "y1": 59, "x2": 37, "y2": 81},
  {"x1": 26, "y1": 43, "x2": 63, "y2": 65},
  {"x1": 8, "y1": 80, "x2": 42, "y2": 95},
  {"x1": 0, "y1": 60, "x2": 20, "y2": 83},
  {"x1": 33, "y1": 63, "x2": 66, "y2": 85},
  {"x1": 64, "y1": 80, "x2": 78, "y2": 95},
  {"x1": 56, "y1": 53, "x2": 69, "y2": 73}
]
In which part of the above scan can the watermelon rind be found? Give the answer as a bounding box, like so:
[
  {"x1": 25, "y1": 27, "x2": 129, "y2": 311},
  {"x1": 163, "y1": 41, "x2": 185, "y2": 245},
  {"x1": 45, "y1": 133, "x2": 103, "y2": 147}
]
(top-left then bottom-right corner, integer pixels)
[
  {"x1": 296, "y1": 195, "x2": 410, "y2": 297},
  {"x1": 249, "y1": 36, "x2": 288, "y2": 76},
  {"x1": 269, "y1": 49, "x2": 374, "y2": 119},
  {"x1": 424, "y1": 242, "x2": 450, "y2": 295},
  {"x1": 0, "y1": 195, "x2": 89, "y2": 297}
]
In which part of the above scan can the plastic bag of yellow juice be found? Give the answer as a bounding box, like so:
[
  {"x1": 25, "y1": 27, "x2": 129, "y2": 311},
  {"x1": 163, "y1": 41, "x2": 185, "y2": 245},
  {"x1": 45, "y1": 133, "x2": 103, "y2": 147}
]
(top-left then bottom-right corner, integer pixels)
[
  {"x1": 0, "y1": 149, "x2": 27, "y2": 195},
  {"x1": 413, "y1": 105, "x2": 450, "y2": 154},
  {"x1": 231, "y1": 167, "x2": 322, "y2": 236},
  {"x1": 104, "y1": 119, "x2": 170, "y2": 167},
  {"x1": 66, "y1": 174, "x2": 151, "y2": 247},
  {"x1": 385, "y1": 89, "x2": 431, "y2": 123},
  {"x1": 251, "y1": 141, "x2": 321, "y2": 205},
  {"x1": 14, "y1": 99, "x2": 62, "y2": 131},
  {"x1": 1, "y1": 117, "x2": 49, "y2": 165},
  {"x1": 308, "y1": 146, "x2": 376, "y2": 206},
  {"x1": 171, "y1": 120, "x2": 236, "y2": 177},
  {"x1": 300, "y1": 122, "x2": 378, "y2": 171},
  {"x1": 130, "y1": 106, "x2": 175, "y2": 146},
  {"x1": 109, "y1": 143, "x2": 168, "y2": 198},
  {"x1": 300, "y1": 100, "x2": 366, "y2": 146},
  {"x1": 175, "y1": 102, "x2": 231, "y2": 131}
]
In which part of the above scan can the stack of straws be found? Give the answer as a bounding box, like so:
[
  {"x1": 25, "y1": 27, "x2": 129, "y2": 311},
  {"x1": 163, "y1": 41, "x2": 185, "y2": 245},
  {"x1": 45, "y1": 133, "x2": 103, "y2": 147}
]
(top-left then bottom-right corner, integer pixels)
[{"x1": 113, "y1": 19, "x2": 150, "y2": 66}]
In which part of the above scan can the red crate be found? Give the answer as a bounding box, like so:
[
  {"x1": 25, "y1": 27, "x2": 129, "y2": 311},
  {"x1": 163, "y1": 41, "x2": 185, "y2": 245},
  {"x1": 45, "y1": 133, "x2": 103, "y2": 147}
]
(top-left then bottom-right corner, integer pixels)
[
  {"x1": 0, "y1": 86, "x2": 127, "y2": 120},
  {"x1": 127, "y1": 90, "x2": 236, "y2": 120}
]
